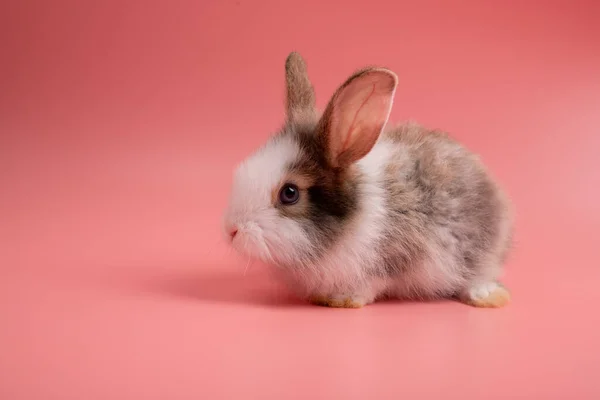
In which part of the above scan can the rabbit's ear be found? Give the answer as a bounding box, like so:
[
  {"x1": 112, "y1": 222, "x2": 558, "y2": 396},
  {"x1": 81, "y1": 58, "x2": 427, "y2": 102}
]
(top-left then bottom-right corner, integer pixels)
[
  {"x1": 318, "y1": 68, "x2": 397, "y2": 168},
  {"x1": 285, "y1": 52, "x2": 316, "y2": 122}
]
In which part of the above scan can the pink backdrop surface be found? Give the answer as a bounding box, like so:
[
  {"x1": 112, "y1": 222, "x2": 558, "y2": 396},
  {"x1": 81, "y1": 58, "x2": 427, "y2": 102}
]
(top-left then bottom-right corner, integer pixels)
[{"x1": 1, "y1": 1, "x2": 600, "y2": 399}]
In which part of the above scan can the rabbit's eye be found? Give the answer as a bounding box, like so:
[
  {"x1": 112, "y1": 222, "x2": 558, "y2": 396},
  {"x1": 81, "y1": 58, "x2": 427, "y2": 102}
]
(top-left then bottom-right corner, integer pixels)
[{"x1": 279, "y1": 184, "x2": 300, "y2": 205}]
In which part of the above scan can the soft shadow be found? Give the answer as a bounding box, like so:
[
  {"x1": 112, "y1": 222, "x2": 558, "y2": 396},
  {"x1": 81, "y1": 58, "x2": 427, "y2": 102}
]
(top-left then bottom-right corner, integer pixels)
[
  {"x1": 146, "y1": 269, "x2": 460, "y2": 309},
  {"x1": 145, "y1": 268, "x2": 306, "y2": 308},
  {"x1": 83, "y1": 263, "x2": 458, "y2": 309}
]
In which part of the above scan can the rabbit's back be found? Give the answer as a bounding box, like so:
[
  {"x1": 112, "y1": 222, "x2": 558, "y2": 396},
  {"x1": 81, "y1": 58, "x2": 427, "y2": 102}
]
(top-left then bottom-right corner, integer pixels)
[{"x1": 376, "y1": 122, "x2": 513, "y2": 298}]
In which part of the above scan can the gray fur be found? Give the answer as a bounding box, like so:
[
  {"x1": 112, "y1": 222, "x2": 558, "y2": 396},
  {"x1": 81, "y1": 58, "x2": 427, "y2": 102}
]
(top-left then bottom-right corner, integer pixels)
[{"x1": 376, "y1": 123, "x2": 513, "y2": 297}]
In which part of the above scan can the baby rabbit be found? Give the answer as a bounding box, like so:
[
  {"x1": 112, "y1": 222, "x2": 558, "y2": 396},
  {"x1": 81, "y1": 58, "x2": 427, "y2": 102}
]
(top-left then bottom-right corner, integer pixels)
[{"x1": 223, "y1": 52, "x2": 513, "y2": 308}]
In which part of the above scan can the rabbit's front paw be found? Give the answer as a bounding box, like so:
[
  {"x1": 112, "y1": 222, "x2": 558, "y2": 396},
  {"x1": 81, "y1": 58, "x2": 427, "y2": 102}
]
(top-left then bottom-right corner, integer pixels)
[{"x1": 308, "y1": 295, "x2": 368, "y2": 309}]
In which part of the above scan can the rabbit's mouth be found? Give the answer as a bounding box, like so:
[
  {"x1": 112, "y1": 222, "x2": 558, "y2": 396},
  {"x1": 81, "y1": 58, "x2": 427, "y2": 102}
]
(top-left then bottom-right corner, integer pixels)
[{"x1": 226, "y1": 222, "x2": 274, "y2": 264}]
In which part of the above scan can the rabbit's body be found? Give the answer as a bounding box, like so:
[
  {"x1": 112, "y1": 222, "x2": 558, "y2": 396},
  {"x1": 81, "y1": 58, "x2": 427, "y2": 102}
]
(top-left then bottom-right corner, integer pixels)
[{"x1": 223, "y1": 52, "x2": 513, "y2": 308}]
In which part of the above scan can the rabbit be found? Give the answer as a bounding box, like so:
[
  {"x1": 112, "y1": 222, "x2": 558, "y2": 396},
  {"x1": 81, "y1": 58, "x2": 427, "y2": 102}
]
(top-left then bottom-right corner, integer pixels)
[{"x1": 222, "y1": 51, "x2": 513, "y2": 308}]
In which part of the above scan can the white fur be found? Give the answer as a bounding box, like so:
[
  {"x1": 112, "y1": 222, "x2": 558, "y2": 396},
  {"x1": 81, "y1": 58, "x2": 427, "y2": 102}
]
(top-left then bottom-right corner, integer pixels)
[{"x1": 224, "y1": 135, "x2": 312, "y2": 264}]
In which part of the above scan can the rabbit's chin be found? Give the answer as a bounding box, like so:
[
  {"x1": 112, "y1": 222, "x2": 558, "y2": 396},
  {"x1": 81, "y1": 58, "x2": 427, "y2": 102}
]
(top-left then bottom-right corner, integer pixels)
[{"x1": 230, "y1": 231, "x2": 272, "y2": 263}]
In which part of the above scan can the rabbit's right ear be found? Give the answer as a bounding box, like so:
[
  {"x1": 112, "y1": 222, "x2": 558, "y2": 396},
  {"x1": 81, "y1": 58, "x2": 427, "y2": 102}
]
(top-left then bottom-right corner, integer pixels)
[
  {"x1": 285, "y1": 52, "x2": 316, "y2": 122},
  {"x1": 317, "y1": 68, "x2": 398, "y2": 169}
]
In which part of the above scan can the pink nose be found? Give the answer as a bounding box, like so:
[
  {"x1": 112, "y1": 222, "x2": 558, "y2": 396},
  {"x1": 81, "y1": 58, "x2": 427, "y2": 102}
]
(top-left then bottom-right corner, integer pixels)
[{"x1": 229, "y1": 228, "x2": 238, "y2": 239}]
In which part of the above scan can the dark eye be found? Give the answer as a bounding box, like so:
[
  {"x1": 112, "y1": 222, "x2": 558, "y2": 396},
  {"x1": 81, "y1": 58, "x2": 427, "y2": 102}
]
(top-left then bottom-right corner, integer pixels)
[{"x1": 279, "y1": 184, "x2": 300, "y2": 205}]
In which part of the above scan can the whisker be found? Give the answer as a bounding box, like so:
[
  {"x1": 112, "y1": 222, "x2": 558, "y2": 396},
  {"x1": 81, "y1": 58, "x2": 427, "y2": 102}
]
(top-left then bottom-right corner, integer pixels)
[{"x1": 243, "y1": 258, "x2": 252, "y2": 276}]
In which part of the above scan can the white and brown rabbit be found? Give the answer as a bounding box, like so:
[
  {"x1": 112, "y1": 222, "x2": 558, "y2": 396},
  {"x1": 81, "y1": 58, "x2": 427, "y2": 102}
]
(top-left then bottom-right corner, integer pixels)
[{"x1": 222, "y1": 52, "x2": 513, "y2": 308}]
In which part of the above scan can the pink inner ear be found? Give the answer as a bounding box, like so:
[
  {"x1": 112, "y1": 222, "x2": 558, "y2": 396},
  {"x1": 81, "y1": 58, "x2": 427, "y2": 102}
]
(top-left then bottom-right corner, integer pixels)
[{"x1": 329, "y1": 70, "x2": 397, "y2": 164}]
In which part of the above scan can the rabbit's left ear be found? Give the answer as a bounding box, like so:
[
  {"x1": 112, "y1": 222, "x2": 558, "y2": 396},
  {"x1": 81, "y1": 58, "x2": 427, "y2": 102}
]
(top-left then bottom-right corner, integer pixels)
[
  {"x1": 318, "y1": 68, "x2": 398, "y2": 168},
  {"x1": 285, "y1": 52, "x2": 316, "y2": 122}
]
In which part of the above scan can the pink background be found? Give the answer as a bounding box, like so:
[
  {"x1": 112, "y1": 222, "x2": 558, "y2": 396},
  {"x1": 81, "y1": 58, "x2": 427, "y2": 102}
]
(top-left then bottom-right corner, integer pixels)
[{"x1": 1, "y1": 1, "x2": 599, "y2": 399}]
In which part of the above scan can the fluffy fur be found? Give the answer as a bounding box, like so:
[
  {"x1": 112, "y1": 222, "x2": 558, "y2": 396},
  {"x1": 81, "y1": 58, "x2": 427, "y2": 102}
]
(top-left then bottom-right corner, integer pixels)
[{"x1": 222, "y1": 52, "x2": 513, "y2": 308}]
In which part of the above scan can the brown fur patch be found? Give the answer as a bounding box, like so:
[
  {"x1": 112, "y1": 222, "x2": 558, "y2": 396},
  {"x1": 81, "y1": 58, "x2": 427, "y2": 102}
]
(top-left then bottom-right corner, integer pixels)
[{"x1": 270, "y1": 124, "x2": 362, "y2": 256}]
